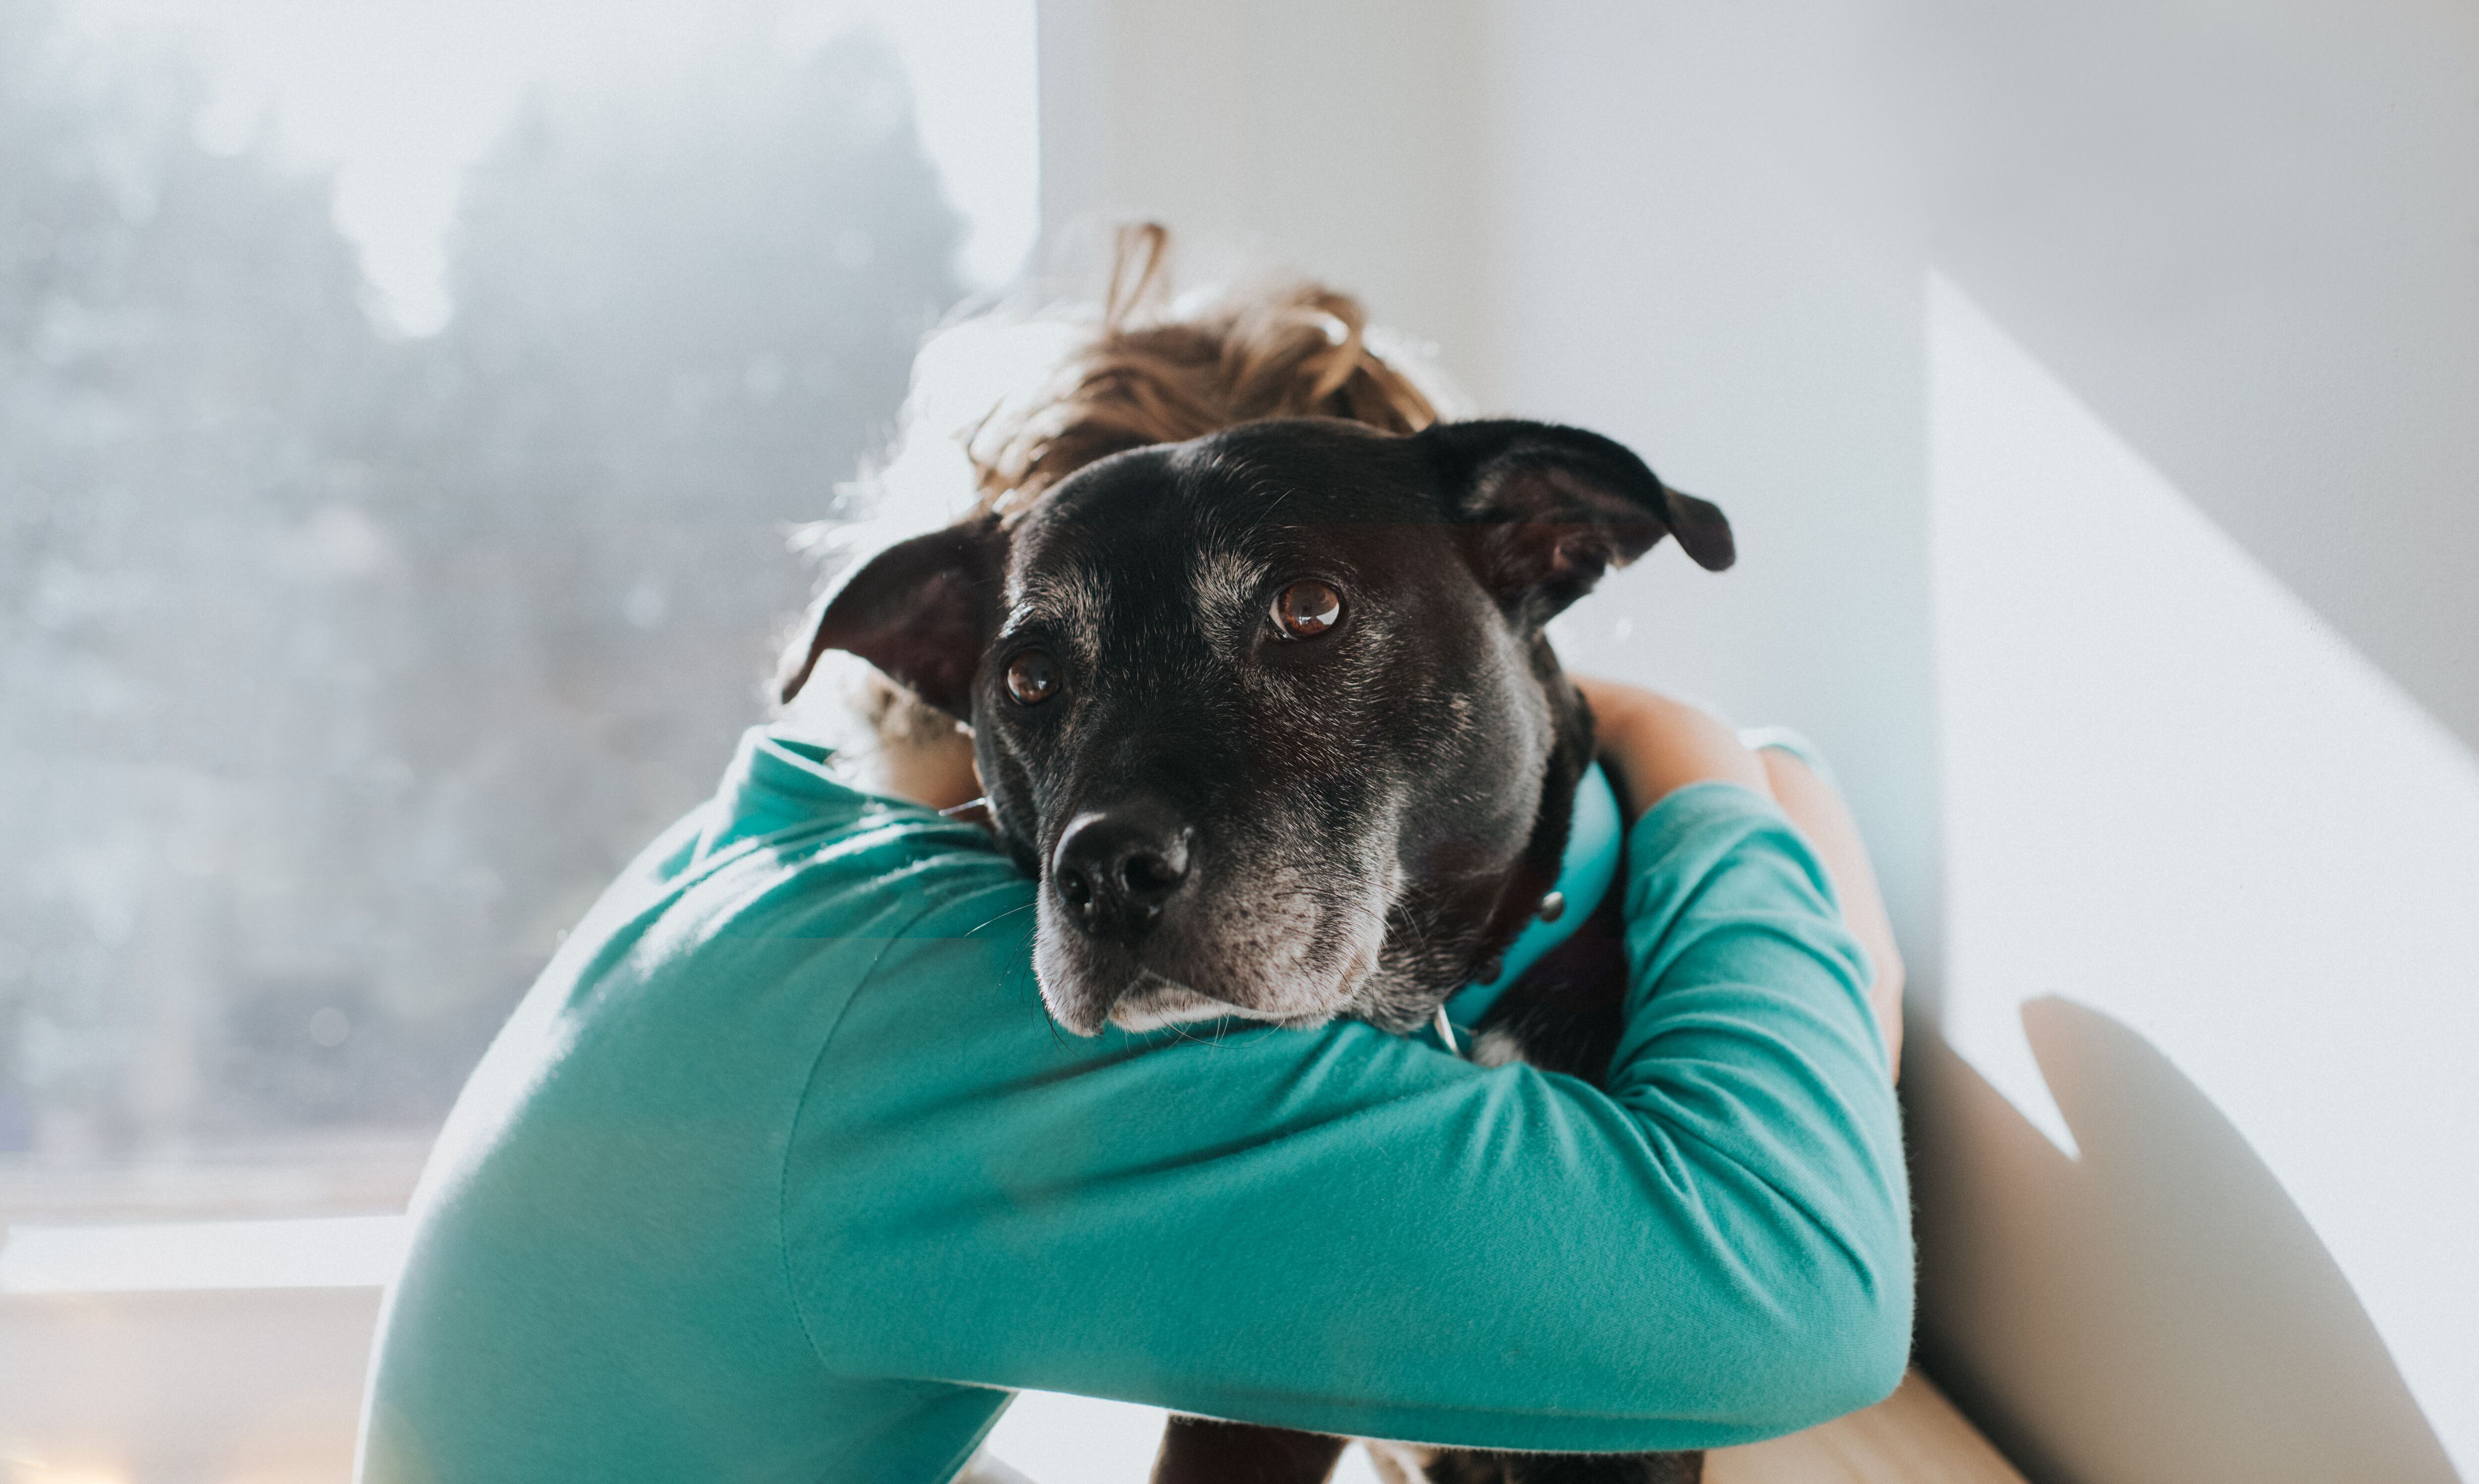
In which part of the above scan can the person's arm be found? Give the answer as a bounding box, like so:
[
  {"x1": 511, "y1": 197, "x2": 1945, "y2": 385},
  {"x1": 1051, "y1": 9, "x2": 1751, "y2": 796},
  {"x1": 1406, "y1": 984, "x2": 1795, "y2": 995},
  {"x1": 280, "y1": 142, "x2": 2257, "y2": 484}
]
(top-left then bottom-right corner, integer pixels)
[
  {"x1": 1756, "y1": 747, "x2": 1904, "y2": 1079},
  {"x1": 782, "y1": 694, "x2": 1909, "y2": 1454},
  {"x1": 1573, "y1": 678, "x2": 1903, "y2": 1077}
]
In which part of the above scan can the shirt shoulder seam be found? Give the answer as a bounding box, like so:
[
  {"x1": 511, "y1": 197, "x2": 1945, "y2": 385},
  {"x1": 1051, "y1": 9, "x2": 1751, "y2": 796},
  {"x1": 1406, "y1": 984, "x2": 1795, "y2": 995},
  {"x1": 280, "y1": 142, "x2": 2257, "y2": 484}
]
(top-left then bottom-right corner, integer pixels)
[{"x1": 771, "y1": 874, "x2": 1020, "y2": 1377}]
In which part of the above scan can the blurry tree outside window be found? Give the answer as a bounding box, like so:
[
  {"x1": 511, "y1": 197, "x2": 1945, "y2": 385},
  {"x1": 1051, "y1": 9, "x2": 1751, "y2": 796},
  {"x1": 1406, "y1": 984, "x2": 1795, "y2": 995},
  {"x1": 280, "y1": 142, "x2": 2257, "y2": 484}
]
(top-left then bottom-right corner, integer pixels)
[{"x1": 0, "y1": 1, "x2": 988, "y2": 1204}]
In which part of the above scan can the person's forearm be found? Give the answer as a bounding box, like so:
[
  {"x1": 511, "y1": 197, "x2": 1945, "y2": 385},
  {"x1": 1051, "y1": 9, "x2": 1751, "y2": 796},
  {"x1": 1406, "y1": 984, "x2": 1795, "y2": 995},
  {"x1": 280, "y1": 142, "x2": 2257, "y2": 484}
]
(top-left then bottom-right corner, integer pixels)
[
  {"x1": 1759, "y1": 749, "x2": 1904, "y2": 1078},
  {"x1": 809, "y1": 784, "x2": 1912, "y2": 1451}
]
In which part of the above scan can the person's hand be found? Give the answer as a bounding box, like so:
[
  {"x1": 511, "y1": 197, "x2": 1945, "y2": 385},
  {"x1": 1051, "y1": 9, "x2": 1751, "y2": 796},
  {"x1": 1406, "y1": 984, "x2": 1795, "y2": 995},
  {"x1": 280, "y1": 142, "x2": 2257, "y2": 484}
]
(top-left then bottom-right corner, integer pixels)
[
  {"x1": 1569, "y1": 676, "x2": 1771, "y2": 821},
  {"x1": 1574, "y1": 674, "x2": 1905, "y2": 1081}
]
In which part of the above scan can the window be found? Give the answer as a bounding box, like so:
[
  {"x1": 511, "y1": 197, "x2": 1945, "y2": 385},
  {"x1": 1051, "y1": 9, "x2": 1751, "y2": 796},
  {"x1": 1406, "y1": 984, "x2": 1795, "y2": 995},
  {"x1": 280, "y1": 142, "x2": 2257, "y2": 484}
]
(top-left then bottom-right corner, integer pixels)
[{"x1": 0, "y1": 0, "x2": 1037, "y2": 1218}]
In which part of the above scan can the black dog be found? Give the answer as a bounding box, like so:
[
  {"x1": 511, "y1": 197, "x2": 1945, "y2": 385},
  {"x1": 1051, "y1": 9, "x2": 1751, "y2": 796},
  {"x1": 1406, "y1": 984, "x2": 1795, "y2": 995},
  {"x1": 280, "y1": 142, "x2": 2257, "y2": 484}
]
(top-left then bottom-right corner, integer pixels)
[{"x1": 785, "y1": 417, "x2": 1733, "y2": 1484}]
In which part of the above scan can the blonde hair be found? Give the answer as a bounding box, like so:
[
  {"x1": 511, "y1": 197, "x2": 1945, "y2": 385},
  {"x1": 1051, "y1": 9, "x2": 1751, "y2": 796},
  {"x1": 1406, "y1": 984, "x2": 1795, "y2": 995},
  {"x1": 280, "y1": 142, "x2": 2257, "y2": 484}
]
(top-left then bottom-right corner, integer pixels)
[
  {"x1": 966, "y1": 223, "x2": 1440, "y2": 519},
  {"x1": 858, "y1": 224, "x2": 1442, "y2": 748}
]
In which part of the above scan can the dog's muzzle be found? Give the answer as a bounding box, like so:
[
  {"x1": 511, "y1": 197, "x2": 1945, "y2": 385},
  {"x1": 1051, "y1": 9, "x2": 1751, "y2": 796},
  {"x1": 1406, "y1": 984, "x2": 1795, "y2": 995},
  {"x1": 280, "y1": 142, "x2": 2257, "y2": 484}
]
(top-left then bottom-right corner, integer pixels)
[
  {"x1": 1049, "y1": 801, "x2": 1193, "y2": 945},
  {"x1": 1032, "y1": 795, "x2": 1385, "y2": 1037}
]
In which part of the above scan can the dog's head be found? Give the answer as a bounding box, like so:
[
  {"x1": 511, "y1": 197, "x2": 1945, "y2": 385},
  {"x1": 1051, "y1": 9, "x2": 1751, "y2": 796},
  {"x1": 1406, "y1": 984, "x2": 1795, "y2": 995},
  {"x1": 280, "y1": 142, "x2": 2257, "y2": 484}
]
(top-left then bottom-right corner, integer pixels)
[{"x1": 784, "y1": 418, "x2": 1731, "y2": 1034}]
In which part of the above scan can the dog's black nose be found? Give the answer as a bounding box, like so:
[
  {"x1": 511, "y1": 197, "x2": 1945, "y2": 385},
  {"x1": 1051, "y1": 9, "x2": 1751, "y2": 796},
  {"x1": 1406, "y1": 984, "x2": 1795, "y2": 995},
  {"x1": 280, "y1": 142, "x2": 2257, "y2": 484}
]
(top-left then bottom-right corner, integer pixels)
[{"x1": 1051, "y1": 803, "x2": 1192, "y2": 942}]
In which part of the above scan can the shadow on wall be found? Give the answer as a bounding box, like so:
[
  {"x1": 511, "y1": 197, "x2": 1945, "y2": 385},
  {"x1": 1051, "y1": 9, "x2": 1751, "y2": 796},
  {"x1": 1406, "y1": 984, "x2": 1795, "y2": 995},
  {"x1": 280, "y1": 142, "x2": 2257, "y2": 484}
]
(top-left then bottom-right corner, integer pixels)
[{"x1": 1907, "y1": 997, "x2": 2459, "y2": 1484}]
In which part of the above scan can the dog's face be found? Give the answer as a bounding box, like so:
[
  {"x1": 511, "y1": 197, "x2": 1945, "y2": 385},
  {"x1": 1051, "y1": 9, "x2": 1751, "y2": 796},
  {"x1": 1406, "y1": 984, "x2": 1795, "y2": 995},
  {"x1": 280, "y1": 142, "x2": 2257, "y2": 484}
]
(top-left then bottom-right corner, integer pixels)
[{"x1": 784, "y1": 419, "x2": 1730, "y2": 1035}]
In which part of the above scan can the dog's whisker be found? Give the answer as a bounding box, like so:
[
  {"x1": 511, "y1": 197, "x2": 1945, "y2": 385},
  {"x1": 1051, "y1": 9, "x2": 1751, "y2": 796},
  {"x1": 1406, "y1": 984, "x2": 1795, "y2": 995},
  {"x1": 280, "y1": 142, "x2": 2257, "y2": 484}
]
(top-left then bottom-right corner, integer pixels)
[
  {"x1": 968, "y1": 900, "x2": 1038, "y2": 937},
  {"x1": 938, "y1": 795, "x2": 993, "y2": 823}
]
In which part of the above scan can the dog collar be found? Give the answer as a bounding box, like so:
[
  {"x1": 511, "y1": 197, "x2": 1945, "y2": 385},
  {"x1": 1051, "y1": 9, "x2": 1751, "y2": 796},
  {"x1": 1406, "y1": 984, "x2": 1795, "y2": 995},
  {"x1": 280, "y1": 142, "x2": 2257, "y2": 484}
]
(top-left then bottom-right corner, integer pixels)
[{"x1": 1427, "y1": 761, "x2": 1624, "y2": 1057}]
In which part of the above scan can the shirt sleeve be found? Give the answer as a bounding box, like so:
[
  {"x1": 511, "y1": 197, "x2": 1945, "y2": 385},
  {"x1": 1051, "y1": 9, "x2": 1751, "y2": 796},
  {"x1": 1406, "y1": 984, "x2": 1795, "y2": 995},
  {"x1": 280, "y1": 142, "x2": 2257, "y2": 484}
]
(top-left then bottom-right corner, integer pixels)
[{"x1": 780, "y1": 781, "x2": 1909, "y2": 1454}]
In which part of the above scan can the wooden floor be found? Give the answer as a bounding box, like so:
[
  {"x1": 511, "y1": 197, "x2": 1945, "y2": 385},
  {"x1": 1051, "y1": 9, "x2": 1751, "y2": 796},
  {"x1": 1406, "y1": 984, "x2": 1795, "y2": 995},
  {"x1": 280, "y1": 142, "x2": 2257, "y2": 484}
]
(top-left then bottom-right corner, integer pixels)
[{"x1": 1708, "y1": 1369, "x2": 2027, "y2": 1484}]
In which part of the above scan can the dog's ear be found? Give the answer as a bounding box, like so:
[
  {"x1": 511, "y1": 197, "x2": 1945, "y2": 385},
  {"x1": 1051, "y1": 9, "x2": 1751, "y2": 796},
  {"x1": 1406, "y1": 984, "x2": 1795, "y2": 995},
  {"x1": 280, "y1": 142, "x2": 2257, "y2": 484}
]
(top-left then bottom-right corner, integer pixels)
[
  {"x1": 1419, "y1": 419, "x2": 1733, "y2": 621},
  {"x1": 777, "y1": 517, "x2": 1005, "y2": 713}
]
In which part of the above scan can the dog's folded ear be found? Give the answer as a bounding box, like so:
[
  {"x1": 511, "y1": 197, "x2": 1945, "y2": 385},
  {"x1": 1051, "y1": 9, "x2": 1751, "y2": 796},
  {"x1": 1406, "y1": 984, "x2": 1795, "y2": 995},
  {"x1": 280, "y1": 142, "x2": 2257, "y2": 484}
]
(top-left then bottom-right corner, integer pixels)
[
  {"x1": 1418, "y1": 419, "x2": 1733, "y2": 622},
  {"x1": 777, "y1": 516, "x2": 1005, "y2": 713}
]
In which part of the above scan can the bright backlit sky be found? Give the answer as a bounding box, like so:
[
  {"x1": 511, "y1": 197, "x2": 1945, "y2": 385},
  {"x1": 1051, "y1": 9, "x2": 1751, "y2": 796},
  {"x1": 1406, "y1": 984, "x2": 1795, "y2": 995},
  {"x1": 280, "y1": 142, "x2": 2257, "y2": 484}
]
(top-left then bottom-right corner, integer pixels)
[{"x1": 64, "y1": 0, "x2": 1041, "y2": 335}]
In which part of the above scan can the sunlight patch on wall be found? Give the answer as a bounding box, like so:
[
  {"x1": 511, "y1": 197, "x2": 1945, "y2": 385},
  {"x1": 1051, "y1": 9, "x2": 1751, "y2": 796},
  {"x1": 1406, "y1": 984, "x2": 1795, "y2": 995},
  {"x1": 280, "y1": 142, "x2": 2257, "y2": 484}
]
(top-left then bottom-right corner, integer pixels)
[{"x1": 1929, "y1": 272, "x2": 2479, "y2": 1474}]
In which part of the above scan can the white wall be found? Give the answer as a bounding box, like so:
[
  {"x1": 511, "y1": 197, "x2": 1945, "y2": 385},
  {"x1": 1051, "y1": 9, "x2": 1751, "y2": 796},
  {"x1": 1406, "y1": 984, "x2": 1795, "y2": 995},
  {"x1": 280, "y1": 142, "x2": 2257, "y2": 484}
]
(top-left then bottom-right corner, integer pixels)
[
  {"x1": 1477, "y1": 1, "x2": 1944, "y2": 1002},
  {"x1": 1884, "y1": 0, "x2": 2479, "y2": 758},
  {"x1": 1036, "y1": 3, "x2": 2479, "y2": 1479},
  {"x1": 1035, "y1": 0, "x2": 1495, "y2": 395},
  {"x1": 1927, "y1": 276, "x2": 2474, "y2": 1481}
]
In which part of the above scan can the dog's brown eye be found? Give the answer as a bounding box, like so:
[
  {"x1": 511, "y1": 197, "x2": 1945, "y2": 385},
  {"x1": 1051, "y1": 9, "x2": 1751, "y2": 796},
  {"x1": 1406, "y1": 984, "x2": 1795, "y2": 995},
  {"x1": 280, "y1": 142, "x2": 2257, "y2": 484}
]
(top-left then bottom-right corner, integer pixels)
[
  {"x1": 1004, "y1": 649, "x2": 1060, "y2": 705},
  {"x1": 1271, "y1": 580, "x2": 1343, "y2": 640}
]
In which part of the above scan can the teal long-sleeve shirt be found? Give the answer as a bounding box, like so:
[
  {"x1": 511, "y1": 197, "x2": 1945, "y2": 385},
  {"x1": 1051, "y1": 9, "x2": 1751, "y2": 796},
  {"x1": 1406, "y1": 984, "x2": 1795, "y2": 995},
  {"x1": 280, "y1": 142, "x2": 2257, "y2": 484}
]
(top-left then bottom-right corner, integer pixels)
[{"x1": 356, "y1": 727, "x2": 1910, "y2": 1483}]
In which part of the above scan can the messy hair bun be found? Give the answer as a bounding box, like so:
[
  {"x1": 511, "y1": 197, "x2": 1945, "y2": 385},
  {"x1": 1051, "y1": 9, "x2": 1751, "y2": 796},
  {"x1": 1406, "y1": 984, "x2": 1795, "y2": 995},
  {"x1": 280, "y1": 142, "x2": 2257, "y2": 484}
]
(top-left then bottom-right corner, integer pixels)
[{"x1": 966, "y1": 223, "x2": 1441, "y2": 518}]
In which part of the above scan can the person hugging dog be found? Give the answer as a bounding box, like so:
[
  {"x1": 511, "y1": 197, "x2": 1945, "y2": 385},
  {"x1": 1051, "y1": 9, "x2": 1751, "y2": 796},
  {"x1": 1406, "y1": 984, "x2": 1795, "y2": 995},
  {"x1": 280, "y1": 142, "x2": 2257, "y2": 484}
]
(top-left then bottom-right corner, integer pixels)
[{"x1": 357, "y1": 225, "x2": 1909, "y2": 1484}]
